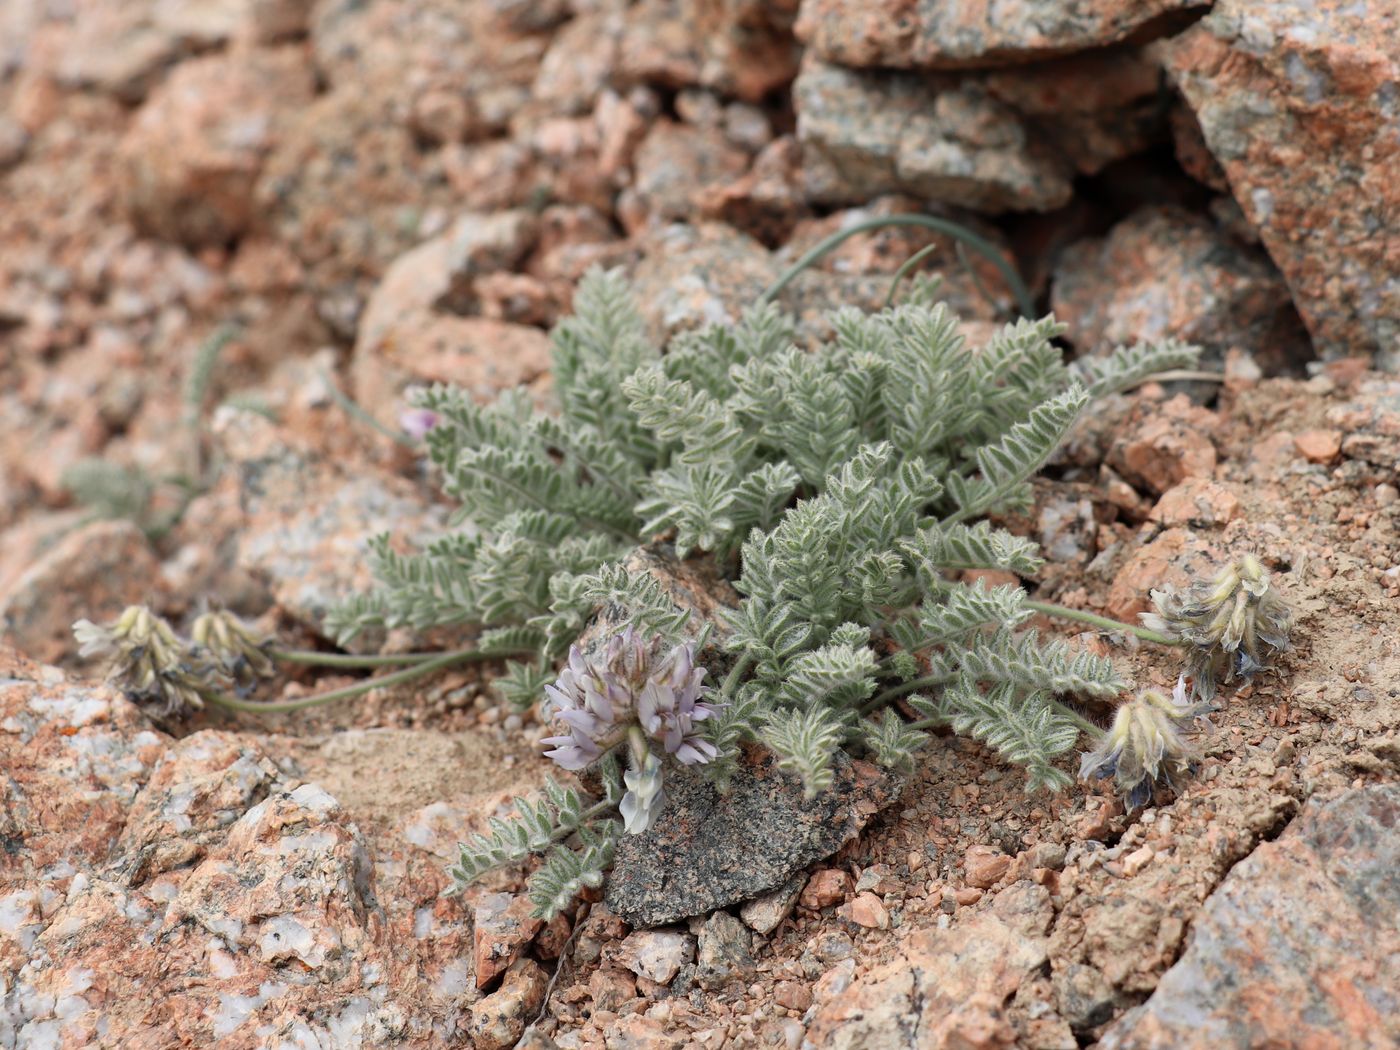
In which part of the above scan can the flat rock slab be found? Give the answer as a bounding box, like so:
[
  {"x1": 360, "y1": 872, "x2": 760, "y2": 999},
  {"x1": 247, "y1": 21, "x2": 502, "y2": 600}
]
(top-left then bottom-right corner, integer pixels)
[
  {"x1": 1099, "y1": 785, "x2": 1400, "y2": 1049},
  {"x1": 606, "y1": 746, "x2": 898, "y2": 927},
  {"x1": 795, "y1": 0, "x2": 1206, "y2": 69}
]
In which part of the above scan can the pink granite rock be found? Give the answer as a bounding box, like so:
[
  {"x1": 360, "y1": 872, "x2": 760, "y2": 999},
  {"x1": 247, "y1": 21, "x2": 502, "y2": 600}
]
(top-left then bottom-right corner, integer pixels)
[
  {"x1": 1167, "y1": 0, "x2": 1400, "y2": 360},
  {"x1": 1100, "y1": 787, "x2": 1400, "y2": 1049},
  {"x1": 118, "y1": 48, "x2": 314, "y2": 247}
]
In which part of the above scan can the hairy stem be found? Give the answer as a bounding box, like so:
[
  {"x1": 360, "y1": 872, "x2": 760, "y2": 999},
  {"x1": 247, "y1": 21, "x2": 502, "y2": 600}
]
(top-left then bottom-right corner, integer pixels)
[
  {"x1": 1024, "y1": 599, "x2": 1178, "y2": 646},
  {"x1": 1048, "y1": 697, "x2": 1103, "y2": 737},
  {"x1": 203, "y1": 647, "x2": 520, "y2": 714},
  {"x1": 719, "y1": 653, "x2": 755, "y2": 699},
  {"x1": 860, "y1": 672, "x2": 954, "y2": 716},
  {"x1": 760, "y1": 214, "x2": 1036, "y2": 319}
]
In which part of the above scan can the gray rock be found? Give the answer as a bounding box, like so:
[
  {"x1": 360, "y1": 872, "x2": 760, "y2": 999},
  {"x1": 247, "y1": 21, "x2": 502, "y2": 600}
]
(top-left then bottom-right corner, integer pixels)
[
  {"x1": 795, "y1": 0, "x2": 1204, "y2": 69},
  {"x1": 695, "y1": 911, "x2": 754, "y2": 989},
  {"x1": 1099, "y1": 785, "x2": 1400, "y2": 1049},
  {"x1": 738, "y1": 873, "x2": 805, "y2": 935},
  {"x1": 615, "y1": 928, "x2": 696, "y2": 985},
  {"x1": 795, "y1": 56, "x2": 1073, "y2": 214},
  {"x1": 605, "y1": 745, "x2": 899, "y2": 927}
]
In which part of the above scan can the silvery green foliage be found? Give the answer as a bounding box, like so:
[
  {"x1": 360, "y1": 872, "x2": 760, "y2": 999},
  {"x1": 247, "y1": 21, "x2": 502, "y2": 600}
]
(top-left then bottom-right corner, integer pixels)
[
  {"x1": 341, "y1": 268, "x2": 1198, "y2": 917},
  {"x1": 450, "y1": 761, "x2": 623, "y2": 919}
]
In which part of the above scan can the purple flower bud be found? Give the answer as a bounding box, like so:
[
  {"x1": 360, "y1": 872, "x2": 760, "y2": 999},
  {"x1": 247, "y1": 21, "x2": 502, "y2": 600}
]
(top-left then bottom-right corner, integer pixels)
[{"x1": 399, "y1": 407, "x2": 441, "y2": 440}]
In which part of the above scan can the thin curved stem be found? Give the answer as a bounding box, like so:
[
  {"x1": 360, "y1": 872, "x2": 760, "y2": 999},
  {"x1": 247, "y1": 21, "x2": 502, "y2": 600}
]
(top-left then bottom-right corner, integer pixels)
[
  {"x1": 883, "y1": 243, "x2": 942, "y2": 309},
  {"x1": 761, "y1": 215, "x2": 1037, "y2": 319},
  {"x1": 203, "y1": 647, "x2": 524, "y2": 714},
  {"x1": 319, "y1": 367, "x2": 418, "y2": 449},
  {"x1": 1024, "y1": 599, "x2": 1178, "y2": 646},
  {"x1": 719, "y1": 653, "x2": 755, "y2": 699},
  {"x1": 271, "y1": 648, "x2": 444, "y2": 669},
  {"x1": 860, "y1": 672, "x2": 954, "y2": 716}
]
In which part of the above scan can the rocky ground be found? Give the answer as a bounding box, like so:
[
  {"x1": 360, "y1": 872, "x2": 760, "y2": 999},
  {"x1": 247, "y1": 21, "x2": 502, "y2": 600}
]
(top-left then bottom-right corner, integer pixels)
[{"x1": 2, "y1": 1, "x2": 1399, "y2": 1048}]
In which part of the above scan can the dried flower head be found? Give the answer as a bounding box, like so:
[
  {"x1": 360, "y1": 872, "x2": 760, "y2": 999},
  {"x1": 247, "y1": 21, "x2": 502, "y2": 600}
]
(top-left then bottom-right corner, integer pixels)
[
  {"x1": 72, "y1": 605, "x2": 212, "y2": 719},
  {"x1": 1141, "y1": 554, "x2": 1292, "y2": 702},
  {"x1": 1079, "y1": 678, "x2": 1205, "y2": 808},
  {"x1": 540, "y1": 627, "x2": 716, "y2": 771},
  {"x1": 192, "y1": 609, "x2": 275, "y2": 693}
]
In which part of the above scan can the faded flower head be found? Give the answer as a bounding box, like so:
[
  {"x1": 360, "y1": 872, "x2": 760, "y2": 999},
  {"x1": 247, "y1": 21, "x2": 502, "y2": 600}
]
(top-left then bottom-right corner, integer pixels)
[
  {"x1": 540, "y1": 627, "x2": 717, "y2": 771},
  {"x1": 1080, "y1": 677, "x2": 1206, "y2": 808},
  {"x1": 192, "y1": 609, "x2": 275, "y2": 693},
  {"x1": 1141, "y1": 554, "x2": 1292, "y2": 702},
  {"x1": 72, "y1": 605, "x2": 211, "y2": 719}
]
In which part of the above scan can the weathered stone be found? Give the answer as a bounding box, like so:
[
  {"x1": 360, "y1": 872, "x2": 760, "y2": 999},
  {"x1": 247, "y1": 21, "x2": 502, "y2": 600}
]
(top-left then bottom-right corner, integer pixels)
[
  {"x1": 356, "y1": 211, "x2": 539, "y2": 347},
  {"x1": 1167, "y1": 1, "x2": 1400, "y2": 361},
  {"x1": 352, "y1": 313, "x2": 553, "y2": 426},
  {"x1": 1100, "y1": 786, "x2": 1400, "y2": 1049},
  {"x1": 1109, "y1": 396, "x2": 1219, "y2": 496},
  {"x1": 1104, "y1": 527, "x2": 1219, "y2": 621},
  {"x1": 795, "y1": 0, "x2": 1206, "y2": 69},
  {"x1": 1052, "y1": 205, "x2": 1310, "y2": 372},
  {"x1": 0, "y1": 117, "x2": 28, "y2": 172},
  {"x1": 474, "y1": 892, "x2": 544, "y2": 990},
  {"x1": 111, "y1": 731, "x2": 279, "y2": 886},
  {"x1": 806, "y1": 911, "x2": 1052, "y2": 1049},
  {"x1": 615, "y1": 928, "x2": 696, "y2": 985},
  {"x1": 800, "y1": 868, "x2": 853, "y2": 910},
  {"x1": 695, "y1": 910, "x2": 754, "y2": 989},
  {"x1": 621, "y1": 120, "x2": 749, "y2": 233},
  {"x1": 213, "y1": 408, "x2": 447, "y2": 642},
  {"x1": 0, "y1": 649, "x2": 166, "y2": 886},
  {"x1": 117, "y1": 48, "x2": 314, "y2": 247},
  {"x1": 618, "y1": 0, "x2": 801, "y2": 103},
  {"x1": 964, "y1": 844, "x2": 1012, "y2": 889},
  {"x1": 980, "y1": 48, "x2": 1167, "y2": 177},
  {"x1": 1294, "y1": 429, "x2": 1343, "y2": 464},
  {"x1": 469, "y1": 957, "x2": 550, "y2": 1050},
  {"x1": 1149, "y1": 478, "x2": 1242, "y2": 529},
  {"x1": 605, "y1": 747, "x2": 898, "y2": 927},
  {"x1": 795, "y1": 56, "x2": 1073, "y2": 214},
  {"x1": 849, "y1": 892, "x2": 889, "y2": 929},
  {"x1": 255, "y1": 87, "x2": 460, "y2": 333},
  {"x1": 0, "y1": 520, "x2": 161, "y2": 666},
  {"x1": 738, "y1": 873, "x2": 805, "y2": 935},
  {"x1": 698, "y1": 135, "x2": 811, "y2": 245}
]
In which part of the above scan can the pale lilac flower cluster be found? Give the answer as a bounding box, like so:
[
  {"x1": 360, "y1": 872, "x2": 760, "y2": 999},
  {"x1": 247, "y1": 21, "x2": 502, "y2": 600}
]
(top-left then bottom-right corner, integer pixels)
[
  {"x1": 1079, "y1": 677, "x2": 1206, "y2": 808},
  {"x1": 540, "y1": 628, "x2": 719, "y2": 834}
]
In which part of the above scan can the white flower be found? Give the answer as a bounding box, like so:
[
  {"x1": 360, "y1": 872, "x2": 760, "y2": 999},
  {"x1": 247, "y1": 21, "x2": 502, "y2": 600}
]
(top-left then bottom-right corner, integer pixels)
[{"x1": 619, "y1": 750, "x2": 665, "y2": 836}]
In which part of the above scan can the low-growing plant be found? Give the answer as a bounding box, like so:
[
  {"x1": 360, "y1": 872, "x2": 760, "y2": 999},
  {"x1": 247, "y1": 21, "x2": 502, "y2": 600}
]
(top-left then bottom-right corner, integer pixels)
[
  {"x1": 72, "y1": 232, "x2": 1295, "y2": 920},
  {"x1": 322, "y1": 267, "x2": 1214, "y2": 914}
]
